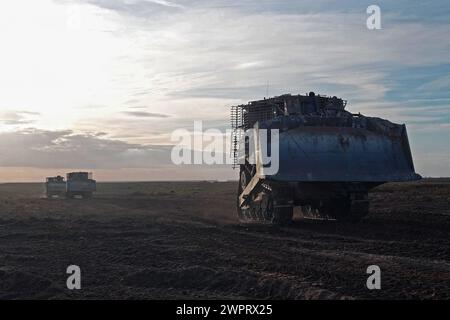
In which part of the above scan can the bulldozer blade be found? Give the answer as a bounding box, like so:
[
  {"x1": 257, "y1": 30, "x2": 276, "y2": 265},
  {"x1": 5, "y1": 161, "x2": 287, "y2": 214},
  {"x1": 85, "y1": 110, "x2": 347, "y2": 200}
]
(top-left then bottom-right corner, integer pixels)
[{"x1": 265, "y1": 125, "x2": 421, "y2": 182}]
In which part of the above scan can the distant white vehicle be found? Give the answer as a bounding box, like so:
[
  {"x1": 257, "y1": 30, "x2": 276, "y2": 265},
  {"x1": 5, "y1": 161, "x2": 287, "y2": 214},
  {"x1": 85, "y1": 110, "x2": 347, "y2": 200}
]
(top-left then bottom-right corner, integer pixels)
[
  {"x1": 45, "y1": 172, "x2": 96, "y2": 199},
  {"x1": 45, "y1": 176, "x2": 66, "y2": 198},
  {"x1": 66, "y1": 172, "x2": 96, "y2": 199}
]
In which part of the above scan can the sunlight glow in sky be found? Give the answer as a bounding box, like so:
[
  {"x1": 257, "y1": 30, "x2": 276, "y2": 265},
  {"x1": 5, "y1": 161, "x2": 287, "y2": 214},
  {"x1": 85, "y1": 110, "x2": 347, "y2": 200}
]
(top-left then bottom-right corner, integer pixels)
[{"x1": 0, "y1": 0, "x2": 449, "y2": 181}]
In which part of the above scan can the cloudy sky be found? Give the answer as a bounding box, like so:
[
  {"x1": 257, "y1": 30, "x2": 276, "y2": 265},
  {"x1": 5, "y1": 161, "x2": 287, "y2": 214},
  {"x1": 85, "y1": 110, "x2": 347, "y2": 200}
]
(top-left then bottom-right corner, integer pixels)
[{"x1": 0, "y1": 0, "x2": 449, "y2": 181}]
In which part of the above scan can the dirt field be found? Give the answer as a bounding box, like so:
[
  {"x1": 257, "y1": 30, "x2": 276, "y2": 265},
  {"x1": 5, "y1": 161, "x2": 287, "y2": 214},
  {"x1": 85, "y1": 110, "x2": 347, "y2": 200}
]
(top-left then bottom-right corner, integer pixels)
[{"x1": 0, "y1": 179, "x2": 449, "y2": 299}]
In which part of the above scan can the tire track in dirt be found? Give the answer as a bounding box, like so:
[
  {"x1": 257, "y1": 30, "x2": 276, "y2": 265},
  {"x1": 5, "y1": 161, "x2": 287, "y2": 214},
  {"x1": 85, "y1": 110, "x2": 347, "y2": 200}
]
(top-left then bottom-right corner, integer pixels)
[{"x1": 1, "y1": 180, "x2": 449, "y2": 299}]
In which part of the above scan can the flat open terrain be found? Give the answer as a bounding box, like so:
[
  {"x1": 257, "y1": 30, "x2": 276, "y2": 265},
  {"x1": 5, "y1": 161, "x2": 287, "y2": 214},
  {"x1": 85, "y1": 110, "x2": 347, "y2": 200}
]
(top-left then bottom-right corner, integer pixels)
[{"x1": 0, "y1": 179, "x2": 449, "y2": 299}]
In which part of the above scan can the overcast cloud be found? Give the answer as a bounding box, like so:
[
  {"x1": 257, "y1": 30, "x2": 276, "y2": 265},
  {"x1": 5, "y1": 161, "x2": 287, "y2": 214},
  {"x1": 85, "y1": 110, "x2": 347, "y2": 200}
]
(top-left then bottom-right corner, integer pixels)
[{"x1": 0, "y1": 0, "x2": 449, "y2": 180}]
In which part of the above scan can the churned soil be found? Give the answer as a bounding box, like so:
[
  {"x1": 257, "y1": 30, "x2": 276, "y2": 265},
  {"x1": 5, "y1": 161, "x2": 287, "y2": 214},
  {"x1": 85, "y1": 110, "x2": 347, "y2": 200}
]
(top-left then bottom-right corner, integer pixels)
[{"x1": 0, "y1": 179, "x2": 449, "y2": 299}]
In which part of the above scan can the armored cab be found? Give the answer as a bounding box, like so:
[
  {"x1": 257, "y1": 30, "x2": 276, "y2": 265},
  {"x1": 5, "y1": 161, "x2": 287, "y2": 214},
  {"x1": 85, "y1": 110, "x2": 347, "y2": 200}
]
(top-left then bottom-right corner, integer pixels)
[
  {"x1": 230, "y1": 92, "x2": 421, "y2": 223},
  {"x1": 66, "y1": 172, "x2": 96, "y2": 199},
  {"x1": 45, "y1": 176, "x2": 66, "y2": 198}
]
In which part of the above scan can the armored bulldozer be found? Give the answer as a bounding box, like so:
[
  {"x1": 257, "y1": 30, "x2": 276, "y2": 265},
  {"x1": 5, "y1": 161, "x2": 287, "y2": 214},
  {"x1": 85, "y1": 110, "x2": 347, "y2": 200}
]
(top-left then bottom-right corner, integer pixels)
[
  {"x1": 45, "y1": 176, "x2": 66, "y2": 198},
  {"x1": 66, "y1": 172, "x2": 96, "y2": 199},
  {"x1": 230, "y1": 92, "x2": 421, "y2": 224}
]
